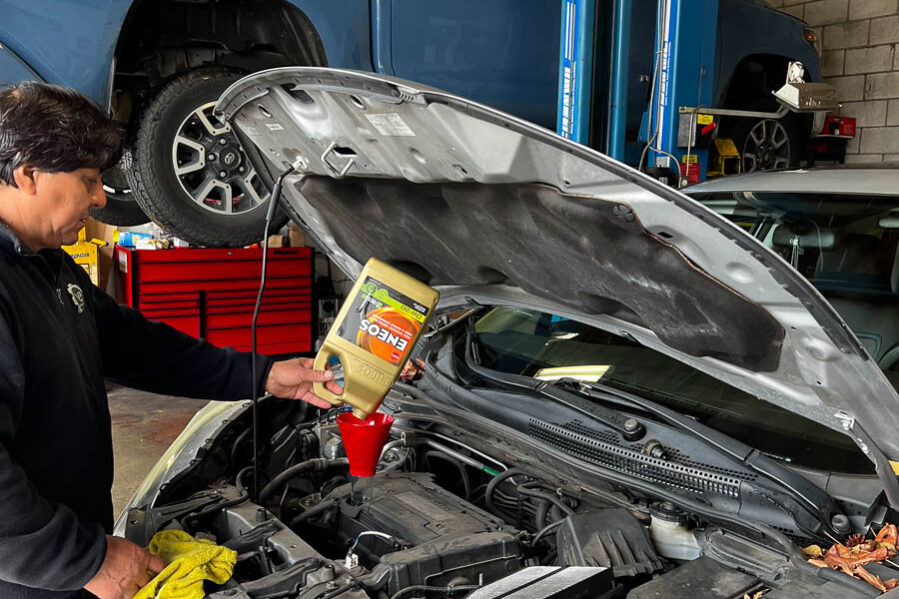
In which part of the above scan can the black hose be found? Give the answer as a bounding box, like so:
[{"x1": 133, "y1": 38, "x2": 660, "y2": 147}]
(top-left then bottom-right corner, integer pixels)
[
  {"x1": 549, "y1": 504, "x2": 564, "y2": 523},
  {"x1": 288, "y1": 498, "x2": 339, "y2": 527},
  {"x1": 235, "y1": 465, "x2": 269, "y2": 494},
  {"x1": 258, "y1": 458, "x2": 349, "y2": 504},
  {"x1": 230, "y1": 428, "x2": 251, "y2": 465},
  {"x1": 485, "y1": 468, "x2": 526, "y2": 517},
  {"x1": 532, "y1": 519, "x2": 565, "y2": 545},
  {"x1": 493, "y1": 502, "x2": 538, "y2": 515},
  {"x1": 424, "y1": 450, "x2": 471, "y2": 500},
  {"x1": 174, "y1": 489, "x2": 251, "y2": 531},
  {"x1": 492, "y1": 492, "x2": 539, "y2": 514},
  {"x1": 517, "y1": 483, "x2": 574, "y2": 517},
  {"x1": 492, "y1": 488, "x2": 520, "y2": 501},
  {"x1": 535, "y1": 499, "x2": 551, "y2": 530}
]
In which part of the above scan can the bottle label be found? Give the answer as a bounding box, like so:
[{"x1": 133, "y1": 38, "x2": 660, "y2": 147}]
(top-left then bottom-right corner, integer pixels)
[{"x1": 337, "y1": 276, "x2": 430, "y2": 365}]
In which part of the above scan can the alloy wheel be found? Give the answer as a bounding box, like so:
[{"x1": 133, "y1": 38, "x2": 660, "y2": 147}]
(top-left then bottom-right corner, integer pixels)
[
  {"x1": 741, "y1": 119, "x2": 792, "y2": 172},
  {"x1": 171, "y1": 102, "x2": 269, "y2": 215}
]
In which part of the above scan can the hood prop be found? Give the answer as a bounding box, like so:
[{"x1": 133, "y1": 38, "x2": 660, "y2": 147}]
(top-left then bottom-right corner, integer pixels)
[
  {"x1": 250, "y1": 165, "x2": 294, "y2": 499},
  {"x1": 850, "y1": 420, "x2": 899, "y2": 510}
]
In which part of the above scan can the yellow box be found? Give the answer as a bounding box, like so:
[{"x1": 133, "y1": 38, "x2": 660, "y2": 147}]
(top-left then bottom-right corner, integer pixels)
[{"x1": 62, "y1": 228, "x2": 108, "y2": 286}]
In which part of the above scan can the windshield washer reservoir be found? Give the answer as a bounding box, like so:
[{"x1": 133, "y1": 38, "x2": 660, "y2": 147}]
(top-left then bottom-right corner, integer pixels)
[{"x1": 649, "y1": 501, "x2": 702, "y2": 560}]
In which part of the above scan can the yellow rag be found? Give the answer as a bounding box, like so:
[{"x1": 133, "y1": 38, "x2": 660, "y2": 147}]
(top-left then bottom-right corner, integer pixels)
[{"x1": 134, "y1": 530, "x2": 237, "y2": 599}]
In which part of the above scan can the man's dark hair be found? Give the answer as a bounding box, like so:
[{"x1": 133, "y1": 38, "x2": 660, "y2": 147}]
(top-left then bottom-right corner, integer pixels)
[{"x1": 0, "y1": 81, "x2": 122, "y2": 186}]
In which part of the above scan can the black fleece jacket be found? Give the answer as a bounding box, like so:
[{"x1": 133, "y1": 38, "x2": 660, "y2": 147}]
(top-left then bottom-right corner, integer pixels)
[{"x1": 0, "y1": 224, "x2": 273, "y2": 599}]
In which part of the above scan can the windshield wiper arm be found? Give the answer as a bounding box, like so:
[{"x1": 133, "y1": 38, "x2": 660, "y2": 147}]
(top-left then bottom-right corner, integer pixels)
[{"x1": 462, "y1": 333, "x2": 649, "y2": 441}]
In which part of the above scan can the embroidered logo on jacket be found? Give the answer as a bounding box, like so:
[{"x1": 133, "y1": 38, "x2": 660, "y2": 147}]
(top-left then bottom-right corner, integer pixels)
[{"x1": 67, "y1": 283, "x2": 85, "y2": 314}]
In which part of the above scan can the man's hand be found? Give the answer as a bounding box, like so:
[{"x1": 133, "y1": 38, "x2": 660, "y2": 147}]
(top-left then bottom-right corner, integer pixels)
[
  {"x1": 84, "y1": 535, "x2": 165, "y2": 599},
  {"x1": 265, "y1": 357, "x2": 343, "y2": 408}
]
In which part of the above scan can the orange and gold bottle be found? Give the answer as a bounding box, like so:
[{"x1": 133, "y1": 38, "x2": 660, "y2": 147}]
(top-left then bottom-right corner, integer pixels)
[{"x1": 313, "y1": 258, "x2": 439, "y2": 419}]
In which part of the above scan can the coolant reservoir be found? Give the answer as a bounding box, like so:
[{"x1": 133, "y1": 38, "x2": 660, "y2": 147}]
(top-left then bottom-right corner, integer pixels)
[
  {"x1": 313, "y1": 258, "x2": 438, "y2": 419},
  {"x1": 649, "y1": 501, "x2": 702, "y2": 560}
]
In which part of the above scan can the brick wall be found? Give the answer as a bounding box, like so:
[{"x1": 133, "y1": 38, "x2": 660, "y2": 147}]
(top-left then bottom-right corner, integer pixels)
[{"x1": 766, "y1": 0, "x2": 899, "y2": 163}]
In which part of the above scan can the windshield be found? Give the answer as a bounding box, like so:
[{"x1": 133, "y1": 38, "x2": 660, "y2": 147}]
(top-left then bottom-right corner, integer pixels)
[
  {"x1": 694, "y1": 189, "x2": 899, "y2": 393},
  {"x1": 471, "y1": 306, "x2": 872, "y2": 475}
]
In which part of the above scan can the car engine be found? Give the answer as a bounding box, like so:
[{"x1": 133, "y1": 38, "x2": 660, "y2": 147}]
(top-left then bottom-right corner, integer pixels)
[{"x1": 121, "y1": 397, "x2": 880, "y2": 599}]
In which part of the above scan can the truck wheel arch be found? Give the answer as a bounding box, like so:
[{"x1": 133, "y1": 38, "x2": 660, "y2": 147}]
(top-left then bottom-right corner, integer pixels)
[
  {"x1": 112, "y1": 0, "x2": 327, "y2": 119},
  {"x1": 718, "y1": 54, "x2": 792, "y2": 110},
  {"x1": 92, "y1": 0, "x2": 327, "y2": 240}
]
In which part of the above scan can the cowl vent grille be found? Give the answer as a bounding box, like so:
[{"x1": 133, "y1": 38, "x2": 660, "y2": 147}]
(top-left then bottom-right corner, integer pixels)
[
  {"x1": 562, "y1": 420, "x2": 757, "y2": 481},
  {"x1": 529, "y1": 419, "x2": 742, "y2": 498}
]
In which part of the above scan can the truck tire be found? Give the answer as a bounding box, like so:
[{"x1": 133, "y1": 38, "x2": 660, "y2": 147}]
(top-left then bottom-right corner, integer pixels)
[
  {"x1": 91, "y1": 163, "x2": 149, "y2": 226},
  {"x1": 126, "y1": 67, "x2": 284, "y2": 247},
  {"x1": 721, "y1": 96, "x2": 801, "y2": 173},
  {"x1": 731, "y1": 114, "x2": 800, "y2": 172}
]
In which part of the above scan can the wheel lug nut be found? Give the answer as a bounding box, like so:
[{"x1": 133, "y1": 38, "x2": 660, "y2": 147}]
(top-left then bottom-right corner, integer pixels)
[
  {"x1": 219, "y1": 171, "x2": 227, "y2": 178},
  {"x1": 219, "y1": 138, "x2": 227, "y2": 145},
  {"x1": 208, "y1": 154, "x2": 217, "y2": 161},
  {"x1": 238, "y1": 166, "x2": 245, "y2": 173}
]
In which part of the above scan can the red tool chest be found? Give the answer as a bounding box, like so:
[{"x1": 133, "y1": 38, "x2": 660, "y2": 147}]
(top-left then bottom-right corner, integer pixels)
[{"x1": 115, "y1": 246, "x2": 313, "y2": 355}]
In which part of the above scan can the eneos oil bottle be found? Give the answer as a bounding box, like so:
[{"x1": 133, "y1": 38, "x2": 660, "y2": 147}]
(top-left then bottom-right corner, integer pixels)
[{"x1": 313, "y1": 258, "x2": 439, "y2": 419}]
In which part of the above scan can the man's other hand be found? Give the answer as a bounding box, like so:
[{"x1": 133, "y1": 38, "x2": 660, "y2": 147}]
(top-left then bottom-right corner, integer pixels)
[
  {"x1": 265, "y1": 357, "x2": 342, "y2": 408},
  {"x1": 84, "y1": 535, "x2": 165, "y2": 599}
]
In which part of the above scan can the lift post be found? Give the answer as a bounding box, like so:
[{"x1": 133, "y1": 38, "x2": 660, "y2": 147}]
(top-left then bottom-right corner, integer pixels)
[
  {"x1": 564, "y1": 0, "x2": 718, "y2": 182},
  {"x1": 647, "y1": 0, "x2": 719, "y2": 184},
  {"x1": 607, "y1": 0, "x2": 632, "y2": 161},
  {"x1": 557, "y1": 0, "x2": 597, "y2": 144}
]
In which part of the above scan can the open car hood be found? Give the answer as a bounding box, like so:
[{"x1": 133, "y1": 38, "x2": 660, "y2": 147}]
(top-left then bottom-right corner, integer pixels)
[{"x1": 216, "y1": 68, "x2": 899, "y2": 464}]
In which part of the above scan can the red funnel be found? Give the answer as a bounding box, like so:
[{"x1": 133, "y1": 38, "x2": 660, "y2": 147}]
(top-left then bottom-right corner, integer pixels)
[{"x1": 337, "y1": 412, "x2": 394, "y2": 477}]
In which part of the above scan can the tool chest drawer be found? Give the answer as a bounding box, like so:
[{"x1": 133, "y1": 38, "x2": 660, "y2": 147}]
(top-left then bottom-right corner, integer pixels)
[{"x1": 116, "y1": 246, "x2": 313, "y2": 355}]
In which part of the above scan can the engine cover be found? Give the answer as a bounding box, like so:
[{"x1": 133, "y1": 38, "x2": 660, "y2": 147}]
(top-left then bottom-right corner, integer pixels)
[{"x1": 331, "y1": 472, "x2": 522, "y2": 595}]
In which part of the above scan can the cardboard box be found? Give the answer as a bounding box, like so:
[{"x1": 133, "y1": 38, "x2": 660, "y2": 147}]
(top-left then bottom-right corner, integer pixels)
[
  {"x1": 84, "y1": 218, "x2": 118, "y2": 290},
  {"x1": 288, "y1": 222, "x2": 306, "y2": 247},
  {"x1": 266, "y1": 222, "x2": 305, "y2": 247}
]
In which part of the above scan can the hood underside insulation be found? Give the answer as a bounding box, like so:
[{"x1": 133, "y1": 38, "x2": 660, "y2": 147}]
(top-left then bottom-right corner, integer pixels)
[{"x1": 298, "y1": 176, "x2": 784, "y2": 372}]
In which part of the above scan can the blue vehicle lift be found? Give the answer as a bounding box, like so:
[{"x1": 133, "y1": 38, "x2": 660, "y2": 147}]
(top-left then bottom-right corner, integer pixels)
[
  {"x1": 558, "y1": 0, "x2": 719, "y2": 184},
  {"x1": 645, "y1": 0, "x2": 719, "y2": 183},
  {"x1": 556, "y1": 0, "x2": 596, "y2": 145}
]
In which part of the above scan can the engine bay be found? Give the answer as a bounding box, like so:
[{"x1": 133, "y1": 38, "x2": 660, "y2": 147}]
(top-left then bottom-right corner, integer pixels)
[{"x1": 121, "y1": 390, "x2": 894, "y2": 599}]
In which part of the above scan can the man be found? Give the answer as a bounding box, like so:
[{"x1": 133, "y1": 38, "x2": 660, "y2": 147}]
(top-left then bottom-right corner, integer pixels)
[{"x1": 0, "y1": 81, "x2": 341, "y2": 599}]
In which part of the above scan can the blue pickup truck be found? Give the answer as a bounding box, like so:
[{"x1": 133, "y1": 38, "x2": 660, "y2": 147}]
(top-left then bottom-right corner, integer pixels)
[{"x1": 0, "y1": 0, "x2": 821, "y2": 246}]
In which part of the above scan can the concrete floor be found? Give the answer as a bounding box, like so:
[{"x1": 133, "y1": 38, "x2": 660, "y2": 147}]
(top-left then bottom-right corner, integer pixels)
[{"x1": 108, "y1": 383, "x2": 206, "y2": 516}]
